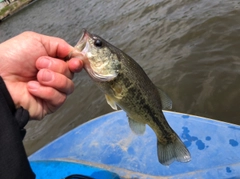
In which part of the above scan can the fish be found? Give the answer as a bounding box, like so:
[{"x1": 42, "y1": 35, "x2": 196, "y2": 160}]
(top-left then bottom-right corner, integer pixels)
[{"x1": 69, "y1": 29, "x2": 191, "y2": 165}]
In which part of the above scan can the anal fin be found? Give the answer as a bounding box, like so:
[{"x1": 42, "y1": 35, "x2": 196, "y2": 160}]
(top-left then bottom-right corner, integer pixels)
[{"x1": 128, "y1": 117, "x2": 146, "y2": 135}]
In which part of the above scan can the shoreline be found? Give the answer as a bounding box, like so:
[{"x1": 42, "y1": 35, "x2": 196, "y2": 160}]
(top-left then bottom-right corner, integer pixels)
[{"x1": 0, "y1": 0, "x2": 35, "y2": 21}]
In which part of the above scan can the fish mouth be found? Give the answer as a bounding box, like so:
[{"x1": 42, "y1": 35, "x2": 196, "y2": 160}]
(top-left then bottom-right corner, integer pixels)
[
  {"x1": 76, "y1": 29, "x2": 119, "y2": 82},
  {"x1": 75, "y1": 29, "x2": 92, "y2": 52},
  {"x1": 66, "y1": 29, "x2": 91, "y2": 60},
  {"x1": 75, "y1": 29, "x2": 90, "y2": 51}
]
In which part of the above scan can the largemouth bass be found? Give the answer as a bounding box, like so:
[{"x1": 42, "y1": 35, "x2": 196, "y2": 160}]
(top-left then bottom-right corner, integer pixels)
[{"x1": 70, "y1": 29, "x2": 191, "y2": 165}]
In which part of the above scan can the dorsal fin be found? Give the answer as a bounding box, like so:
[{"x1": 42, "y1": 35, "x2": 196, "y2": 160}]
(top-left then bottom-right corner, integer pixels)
[{"x1": 156, "y1": 87, "x2": 172, "y2": 110}]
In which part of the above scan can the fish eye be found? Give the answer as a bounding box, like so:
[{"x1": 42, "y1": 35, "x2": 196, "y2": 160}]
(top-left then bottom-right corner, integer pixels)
[{"x1": 94, "y1": 39, "x2": 103, "y2": 47}]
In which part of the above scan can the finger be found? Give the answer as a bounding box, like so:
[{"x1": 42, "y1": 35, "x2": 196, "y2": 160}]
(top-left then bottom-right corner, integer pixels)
[
  {"x1": 18, "y1": 31, "x2": 72, "y2": 58},
  {"x1": 36, "y1": 56, "x2": 73, "y2": 79},
  {"x1": 67, "y1": 57, "x2": 84, "y2": 73},
  {"x1": 27, "y1": 81, "x2": 67, "y2": 108},
  {"x1": 39, "y1": 33, "x2": 73, "y2": 58},
  {"x1": 37, "y1": 69, "x2": 74, "y2": 95}
]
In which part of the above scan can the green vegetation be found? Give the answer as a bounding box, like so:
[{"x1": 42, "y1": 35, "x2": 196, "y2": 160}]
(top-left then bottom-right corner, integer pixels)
[
  {"x1": 0, "y1": 0, "x2": 32, "y2": 20},
  {"x1": 0, "y1": 4, "x2": 12, "y2": 15}
]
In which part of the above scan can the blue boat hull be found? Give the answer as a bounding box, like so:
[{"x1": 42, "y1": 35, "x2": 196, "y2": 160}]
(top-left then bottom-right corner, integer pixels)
[{"x1": 29, "y1": 110, "x2": 240, "y2": 178}]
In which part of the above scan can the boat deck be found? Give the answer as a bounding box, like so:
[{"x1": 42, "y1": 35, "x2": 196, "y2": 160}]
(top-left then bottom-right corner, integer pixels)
[{"x1": 29, "y1": 110, "x2": 240, "y2": 178}]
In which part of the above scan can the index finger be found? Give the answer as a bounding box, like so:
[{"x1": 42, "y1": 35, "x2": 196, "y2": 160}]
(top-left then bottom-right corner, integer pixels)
[{"x1": 39, "y1": 33, "x2": 74, "y2": 58}]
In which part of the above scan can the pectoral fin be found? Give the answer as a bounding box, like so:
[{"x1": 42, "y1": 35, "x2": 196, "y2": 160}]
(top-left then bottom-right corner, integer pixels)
[
  {"x1": 128, "y1": 117, "x2": 146, "y2": 135},
  {"x1": 105, "y1": 95, "x2": 118, "y2": 110},
  {"x1": 157, "y1": 87, "x2": 172, "y2": 110}
]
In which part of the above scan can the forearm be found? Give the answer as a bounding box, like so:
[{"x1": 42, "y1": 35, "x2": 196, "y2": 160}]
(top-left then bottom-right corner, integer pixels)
[{"x1": 0, "y1": 77, "x2": 35, "y2": 179}]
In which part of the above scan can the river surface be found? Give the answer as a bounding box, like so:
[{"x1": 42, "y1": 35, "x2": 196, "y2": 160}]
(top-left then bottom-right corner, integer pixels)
[{"x1": 1, "y1": 0, "x2": 240, "y2": 155}]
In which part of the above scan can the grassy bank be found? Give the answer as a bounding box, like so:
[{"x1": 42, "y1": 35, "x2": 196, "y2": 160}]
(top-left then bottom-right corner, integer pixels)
[{"x1": 0, "y1": 0, "x2": 34, "y2": 21}]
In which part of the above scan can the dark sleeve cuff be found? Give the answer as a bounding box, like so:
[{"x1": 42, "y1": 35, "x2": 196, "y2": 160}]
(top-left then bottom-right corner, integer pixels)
[
  {"x1": 0, "y1": 76, "x2": 16, "y2": 114},
  {"x1": 0, "y1": 77, "x2": 35, "y2": 179},
  {"x1": 0, "y1": 77, "x2": 30, "y2": 138}
]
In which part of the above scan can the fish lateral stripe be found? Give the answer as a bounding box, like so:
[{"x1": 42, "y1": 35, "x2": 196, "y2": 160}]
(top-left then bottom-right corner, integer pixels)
[{"x1": 70, "y1": 29, "x2": 191, "y2": 166}]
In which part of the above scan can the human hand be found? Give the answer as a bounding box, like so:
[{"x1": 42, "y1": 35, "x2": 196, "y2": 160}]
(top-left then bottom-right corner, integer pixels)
[{"x1": 0, "y1": 31, "x2": 85, "y2": 120}]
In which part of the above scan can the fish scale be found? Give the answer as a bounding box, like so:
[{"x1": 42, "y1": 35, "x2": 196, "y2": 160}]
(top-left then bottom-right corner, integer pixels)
[{"x1": 70, "y1": 29, "x2": 191, "y2": 166}]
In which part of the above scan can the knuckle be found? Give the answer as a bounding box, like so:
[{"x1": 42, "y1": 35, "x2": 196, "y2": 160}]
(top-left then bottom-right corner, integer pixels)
[
  {"x1": 52, "y1": 59, "x2": 72, "y2": 78},
  {"x1": 58, "y1": 77, "x2": 74, "y2": 94},
  {"x1": 21, "y1": 31, "x2": 35, "y2": 36},
  {"x1": 45, "y1": 88, "x2": 66, "y2": 106},
  {"x1": 45, "y1": 88, "x2": 56, "y2": 96},
  {"x1": 67, "y1": 82, "x2": 74, "y2": 94},
  {"x1": 55, "y1": 94, "x2": 66, "y2": 105}
]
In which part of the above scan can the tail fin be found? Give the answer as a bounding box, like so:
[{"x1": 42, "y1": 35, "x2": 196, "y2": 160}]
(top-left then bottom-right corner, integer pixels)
[{"x1": 157, "y1": 136, "x2": 191, "y2": 166}]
